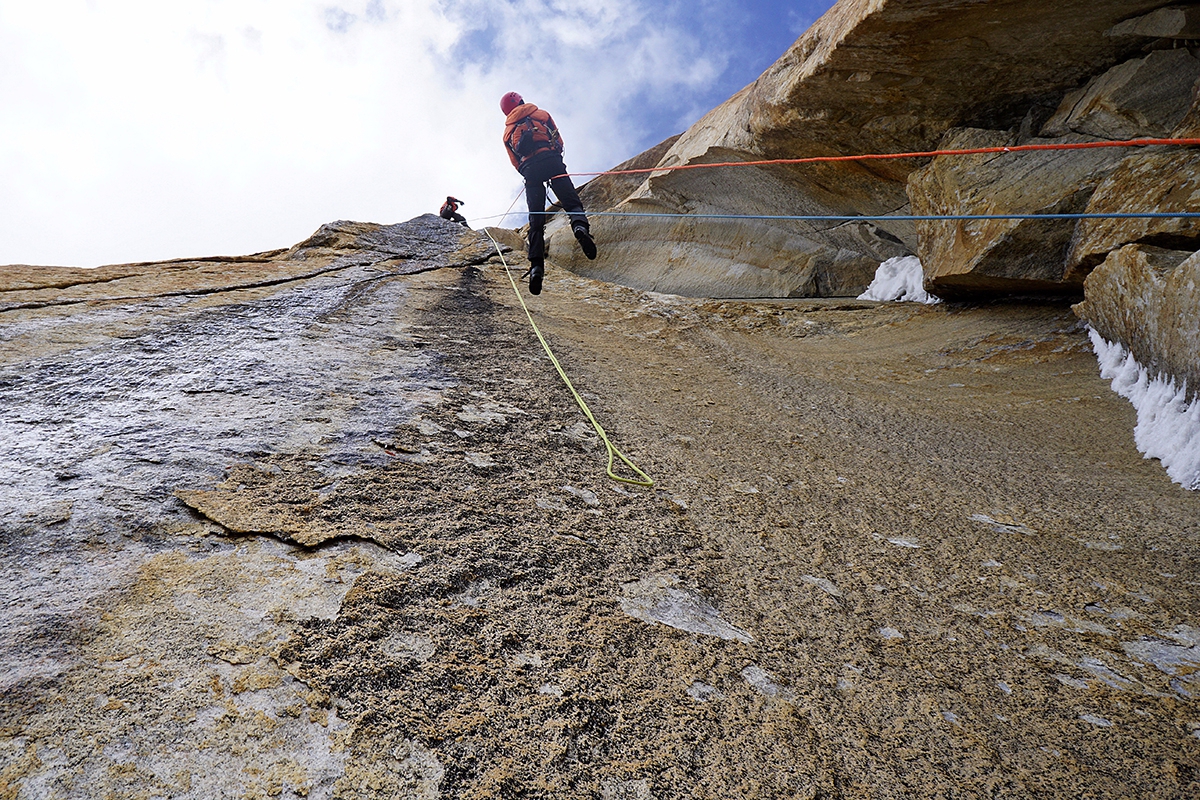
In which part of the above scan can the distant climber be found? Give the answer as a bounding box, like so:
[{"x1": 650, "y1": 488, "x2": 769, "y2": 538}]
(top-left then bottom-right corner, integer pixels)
[
  {"x1": 439, "y1": 196, "x2": 469, "y2": 227},
  {"x1": 500, "y1": 91, "x2": 596, "y2": 295}
]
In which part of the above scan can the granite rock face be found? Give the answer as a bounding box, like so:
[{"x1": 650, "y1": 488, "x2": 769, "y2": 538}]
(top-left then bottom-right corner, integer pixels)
[
  {"x1": 4, "y1": 222, "x2": 1200, "y2": 795},
  {"x1": 1064, "y1": 59, "x2": 1200, "y2": 279},
  {"x1": 573, "y1": 134, "x2": 681, "y2": 214},
  {"x1": 1065, "y1": 146, "x2": 1200, "y2": 279},
  {"x1": 897, "y1": 20, "x2": 1200, "y2": 299},
  {"x1": 1107, "y1": 4, "x2": 1200, "y2": 39},
  {"x1": 892, "y1": 10, "x2": 1200, "y2": 389},
  {"x1": 1039, "y1": 48, "x2": 1200, "y2": 141},
  {"x1": 908, "y1": 128, "x2": 1129, "y2": 298},
  {"x1": 548, "y1": 0, "x2": 1178, "y2": 298},
  {"x1": 550, "y1": 163, "x2": 909, "y2": 298},
  {"x1": 1073, "y1": 244, "x2": 1200, "y2": 398},
  {"x1": 511, "y1": 6, "x2": 1200, "y2": 456},
  {"x1": 541, "y1": 0, "x2": 1200, "y2": 395},
  {"x1": 1064, "y1": 78, "x2": 1200, "y2": 272},
  {"x1": 0, "y1": 216, "x2": 503, "y2": 798},
  {"x1": 0, "y1": 215, "x2": 501, "y2": 314}
]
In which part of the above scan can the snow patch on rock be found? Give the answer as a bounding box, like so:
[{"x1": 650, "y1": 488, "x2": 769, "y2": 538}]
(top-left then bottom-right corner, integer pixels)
[
  {"x1": 1090, "y1": 329, "x2": 1200, "y2": 490},
  {"x1": 858, "y1": 256, "x2": 942, "y2": 304}
]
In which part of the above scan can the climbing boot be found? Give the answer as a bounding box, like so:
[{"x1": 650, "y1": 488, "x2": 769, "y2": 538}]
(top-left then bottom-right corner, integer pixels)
[
  {"x1": 573, "y1": 224, "x2": 597, "y2": 260},
  {"x1": 529, "y1": 259, "x2": 545, "y2": 295}
]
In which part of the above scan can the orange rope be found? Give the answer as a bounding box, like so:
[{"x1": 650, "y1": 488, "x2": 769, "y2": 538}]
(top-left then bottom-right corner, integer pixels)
[{"x1": 560, "y1": 137, "x2": 1200, "y2": 180}]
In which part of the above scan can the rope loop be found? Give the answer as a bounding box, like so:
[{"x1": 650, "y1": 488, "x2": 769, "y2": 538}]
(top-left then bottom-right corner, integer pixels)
[{"x1": 480, "y1": 226, "x2": 654, "y2": 488}]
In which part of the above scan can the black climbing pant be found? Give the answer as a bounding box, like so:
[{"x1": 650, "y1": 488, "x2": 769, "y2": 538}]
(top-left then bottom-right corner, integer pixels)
[{"x1": 520, "y1": 150, "x2": 588, "y2": 263}]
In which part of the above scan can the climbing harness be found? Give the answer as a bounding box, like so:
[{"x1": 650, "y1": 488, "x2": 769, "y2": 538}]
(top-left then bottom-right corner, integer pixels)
[{"x1": 481, "y1": 224, "x2": 653, "y2": 488}]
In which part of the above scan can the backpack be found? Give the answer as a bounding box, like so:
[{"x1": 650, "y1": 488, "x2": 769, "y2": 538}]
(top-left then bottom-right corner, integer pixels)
[{"x1": 507, "y1": 114, "x2": 561, "y2": 160}]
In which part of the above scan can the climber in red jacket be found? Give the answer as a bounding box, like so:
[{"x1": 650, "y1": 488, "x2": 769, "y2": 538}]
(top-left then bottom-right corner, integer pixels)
[
  {"x1": 500, "y1": 91, "x2": 596, "y2": 295},
  {"x1": 439, "y1": 196, "x2": 468, "y2": 227}
]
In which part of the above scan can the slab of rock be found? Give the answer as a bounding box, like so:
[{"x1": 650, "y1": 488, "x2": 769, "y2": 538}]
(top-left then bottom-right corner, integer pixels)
[
  {"x1": 1107, "y1": 5, "x2": 1200, "y2": 39},
  {"x1": 550, "y1": 0, "x2": 1173, "y2": 298},
  {"x1": 548, "y1": 187, "x2": 907, "y2": 298},
  {"x1": 288, "y1": 215, "x2": 502, "y2": 266},
  {"x1": 1040, "y1": 49, "x2": 1200, "y2": 140},
  {"x1": 1062, "y1": 75, "x2": 1200, "y2": 277},
  {"x1": 1, "y1": 215, "x2": 501, "y2": 313},
  {"x1": 175, "y1": 488, "x2": 339, "y2": 548},
  {"x1": 574, "y1": 134, "x2": 681, "y2": 214},
  {"x1": 908, "y1": 128, "x2": 1127, "y2": 298},
  {"x1": 1065, "y1": 146, "x2": 1200, "y2": 278},
  {"x1": 1073, "y1": 244, "x2": 1200, "y2": 396},
  {"x1": 482, "y1": 225, "x2": 525, "y2": 257},
  {"x1": 620, "y1": 573, "x2": 754, "y2": 643}
]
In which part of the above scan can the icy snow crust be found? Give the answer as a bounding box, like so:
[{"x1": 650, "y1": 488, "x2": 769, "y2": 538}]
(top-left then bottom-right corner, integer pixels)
[
  {"x1": 858, "y1": 256, "x2": 942, "y2": 304},
  {"x1": 1090, "y1": 329, "x2": 1200, "y2": 490}
]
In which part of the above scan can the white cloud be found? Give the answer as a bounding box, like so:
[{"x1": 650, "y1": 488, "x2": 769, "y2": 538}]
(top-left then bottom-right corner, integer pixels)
[{"x1": 0, "y1": 0, "x2": 736, "y2": 267}]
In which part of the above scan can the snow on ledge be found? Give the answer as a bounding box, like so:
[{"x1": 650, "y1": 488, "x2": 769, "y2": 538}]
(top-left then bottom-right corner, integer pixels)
[
  {"x1": 1090, "y1": 328, "x2": 1200, "y2": 491},
  {"x1": 858, "y1": 256, "x2": 942, "y2": 304}
]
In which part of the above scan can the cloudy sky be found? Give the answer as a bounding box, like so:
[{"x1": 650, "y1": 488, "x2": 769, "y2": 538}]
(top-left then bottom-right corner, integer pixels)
[{"x1": 1, "y1": 1, "x2": 835, "y2": 267}]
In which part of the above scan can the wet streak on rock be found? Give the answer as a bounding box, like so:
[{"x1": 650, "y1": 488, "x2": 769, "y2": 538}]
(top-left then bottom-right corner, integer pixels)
[{"x1": 0, "y1": 217, "x2": 526, "y2": 798}]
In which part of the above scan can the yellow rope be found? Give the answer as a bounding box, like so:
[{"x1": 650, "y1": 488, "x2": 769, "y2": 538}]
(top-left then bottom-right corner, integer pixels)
[{"x1": 481, "y1": 227, "x2": 654, "y2": 488}]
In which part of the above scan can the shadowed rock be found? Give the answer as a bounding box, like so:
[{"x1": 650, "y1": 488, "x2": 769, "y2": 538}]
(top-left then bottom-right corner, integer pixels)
[{"x1": 1107, "y1": 5, "x2": 1200, "y2": 39}]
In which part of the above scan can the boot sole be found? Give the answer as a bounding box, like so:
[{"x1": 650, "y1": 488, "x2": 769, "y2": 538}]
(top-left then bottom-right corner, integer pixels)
[{"x1": 574, "y1": 228, "x2": 597, "y2": 260}]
